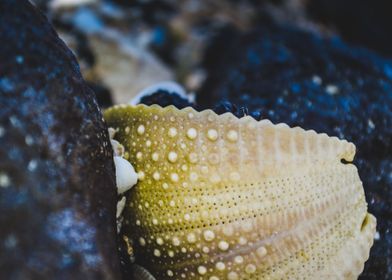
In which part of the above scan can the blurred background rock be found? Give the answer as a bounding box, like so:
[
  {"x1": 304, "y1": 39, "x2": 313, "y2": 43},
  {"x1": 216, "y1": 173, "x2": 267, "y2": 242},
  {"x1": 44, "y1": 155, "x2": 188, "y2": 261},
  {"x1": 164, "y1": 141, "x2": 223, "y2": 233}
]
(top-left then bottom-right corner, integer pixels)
[
  {"x1": 30, "y1": 0, "x2": 392, "y2": 279},
  {"x1": 29, "y1": 0, "x2": 291, "y2": 105},
  {"x1": 31, "y1": 0, "x2": 392, "y2": 105}
]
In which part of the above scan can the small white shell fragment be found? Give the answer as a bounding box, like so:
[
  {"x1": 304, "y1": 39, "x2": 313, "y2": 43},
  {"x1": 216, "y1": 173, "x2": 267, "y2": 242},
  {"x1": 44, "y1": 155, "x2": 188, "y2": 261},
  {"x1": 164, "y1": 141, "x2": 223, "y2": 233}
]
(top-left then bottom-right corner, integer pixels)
[
  {"x1": 116, "y1": 196, "x2": 126, "y2": 218},
  {"x1": 108, "y1": 127, "x2": 116, "y2": 139},
  {"x1": 111, "y1": 139, "x2": 125, "y2": 157},
  {"x1": 49, "y1": 0, "x2": 96, "y2": 10},
  {"x1": 0, "y1": 172, "x2": 11, "y2": 188},
  {"x1": 114, "y1": 156, "x2": 138, "y2": 194},
  {"x1": 326, "y1": 84, "x2": 339, "y2": 95}
]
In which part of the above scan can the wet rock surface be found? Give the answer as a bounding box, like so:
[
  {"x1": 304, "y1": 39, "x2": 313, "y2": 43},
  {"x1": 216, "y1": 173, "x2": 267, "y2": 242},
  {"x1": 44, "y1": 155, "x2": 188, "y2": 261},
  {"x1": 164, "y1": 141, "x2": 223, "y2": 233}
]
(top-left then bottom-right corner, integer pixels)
[
  {"x1": 0, "y1": 1, "x2": 120, "y2": 279},
  {"x1": 197, "y1": 23, "x2": 392, "y2": 279}
]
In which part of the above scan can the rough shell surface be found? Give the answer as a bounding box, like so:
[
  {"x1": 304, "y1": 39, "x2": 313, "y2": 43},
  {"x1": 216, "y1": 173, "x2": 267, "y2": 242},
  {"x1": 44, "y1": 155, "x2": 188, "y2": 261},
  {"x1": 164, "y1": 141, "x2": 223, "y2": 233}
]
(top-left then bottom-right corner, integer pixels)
[{"x1": 104, "y1": 104, "x2": 376, "y2": 280}]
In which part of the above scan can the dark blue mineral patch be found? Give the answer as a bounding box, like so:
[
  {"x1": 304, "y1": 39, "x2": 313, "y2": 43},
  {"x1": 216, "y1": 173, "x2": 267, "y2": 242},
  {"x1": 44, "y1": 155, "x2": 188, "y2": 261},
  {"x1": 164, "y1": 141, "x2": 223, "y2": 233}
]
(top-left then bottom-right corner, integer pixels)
[
  {"x1": 0, "y1": 1, "x2": 121, "y2": 279},
  {"x1": 197, "y1": 23, "x2": 392, "y2": 279}
]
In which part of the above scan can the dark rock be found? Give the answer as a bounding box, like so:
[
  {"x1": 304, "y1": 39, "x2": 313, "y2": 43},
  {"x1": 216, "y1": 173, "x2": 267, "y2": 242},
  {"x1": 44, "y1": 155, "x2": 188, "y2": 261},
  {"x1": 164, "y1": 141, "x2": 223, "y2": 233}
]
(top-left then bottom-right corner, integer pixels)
[
  {"x1": 198, "y1": 23, "x2": 392, "y2": 279},
  {"x1": 0, "y1": 1, "x2": 120, "y2": 279},
  {"x1": 150, "y1": 26, "x2": 178, "y2": 66},
  {"x1": 212, "y1": 100, "x2": 257, "y2": 119},
  {"x1": 86, "y1": 82, "x2": 114, "y2": 109},
  {"x1": 307, "y1": 0, "x2": 392, "y2": 57},
  {"x1": 212, "y1": 100, "x2": 238, "y2": 115},
  {"x1": 139, "y1": 89, "x2": 193, "y2": 109}
]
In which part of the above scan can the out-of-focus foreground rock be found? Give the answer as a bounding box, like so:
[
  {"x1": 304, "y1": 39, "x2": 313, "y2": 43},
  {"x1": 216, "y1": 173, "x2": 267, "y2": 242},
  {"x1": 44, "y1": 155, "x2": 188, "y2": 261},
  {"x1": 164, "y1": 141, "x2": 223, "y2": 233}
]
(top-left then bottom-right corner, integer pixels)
[{"x1": 0, "y1": 1, "x2": 121, "y2": 279}]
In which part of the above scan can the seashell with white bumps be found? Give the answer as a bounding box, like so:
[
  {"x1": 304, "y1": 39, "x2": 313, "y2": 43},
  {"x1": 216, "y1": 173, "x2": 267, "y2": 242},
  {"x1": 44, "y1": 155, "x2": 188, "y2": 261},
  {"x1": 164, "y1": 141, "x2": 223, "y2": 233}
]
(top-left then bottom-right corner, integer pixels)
[{"x1": 104, "y1": 104, "x2": 376, "y2": 280}]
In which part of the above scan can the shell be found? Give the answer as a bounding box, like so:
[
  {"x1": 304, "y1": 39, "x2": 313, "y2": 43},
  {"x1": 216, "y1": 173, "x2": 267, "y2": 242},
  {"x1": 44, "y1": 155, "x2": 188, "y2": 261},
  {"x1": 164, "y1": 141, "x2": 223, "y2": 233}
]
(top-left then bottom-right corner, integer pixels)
[{"x1": 104, "y1": 104, "x2": 376, "y2": 280}]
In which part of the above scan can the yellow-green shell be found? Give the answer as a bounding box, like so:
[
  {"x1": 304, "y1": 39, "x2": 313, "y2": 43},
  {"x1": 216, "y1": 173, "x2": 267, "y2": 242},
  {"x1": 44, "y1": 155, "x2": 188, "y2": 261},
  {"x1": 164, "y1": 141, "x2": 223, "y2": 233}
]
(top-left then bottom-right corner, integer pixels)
[{"x1": 104, "y1": 104, "x2": 376, "y2": 280}]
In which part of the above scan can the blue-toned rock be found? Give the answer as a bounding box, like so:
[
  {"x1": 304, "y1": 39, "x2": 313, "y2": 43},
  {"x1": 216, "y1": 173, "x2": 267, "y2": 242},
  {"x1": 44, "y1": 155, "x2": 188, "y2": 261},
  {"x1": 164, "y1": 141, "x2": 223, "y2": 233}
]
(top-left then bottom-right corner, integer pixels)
[{"x1": 0, "y1": 1, "x2": 121, "y2": 279}]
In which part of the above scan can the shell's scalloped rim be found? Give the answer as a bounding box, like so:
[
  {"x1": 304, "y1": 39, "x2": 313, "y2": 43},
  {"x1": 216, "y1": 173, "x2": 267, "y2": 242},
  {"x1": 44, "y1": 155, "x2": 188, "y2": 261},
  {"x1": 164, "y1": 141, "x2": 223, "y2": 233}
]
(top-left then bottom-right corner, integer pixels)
[{"x1": 105, "y1": 103, "x2": 356, "y2": 153}]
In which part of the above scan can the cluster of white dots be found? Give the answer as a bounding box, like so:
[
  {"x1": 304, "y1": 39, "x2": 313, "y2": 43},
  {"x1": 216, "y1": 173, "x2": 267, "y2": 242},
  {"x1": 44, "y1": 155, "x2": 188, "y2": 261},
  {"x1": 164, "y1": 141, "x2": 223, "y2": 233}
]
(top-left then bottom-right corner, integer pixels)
[
  {"x1": 116, "y1": 110, "x2": 267, "y2": 279},
  {"x1": 136, "y1": 225, "x2": 269, "y2": 279},
  {"x1": 123, "y1": 111, "x2": 247, "y2": 198},
  {"x1": 104, "y1": 106, "x2": 364, "y2": 280}
]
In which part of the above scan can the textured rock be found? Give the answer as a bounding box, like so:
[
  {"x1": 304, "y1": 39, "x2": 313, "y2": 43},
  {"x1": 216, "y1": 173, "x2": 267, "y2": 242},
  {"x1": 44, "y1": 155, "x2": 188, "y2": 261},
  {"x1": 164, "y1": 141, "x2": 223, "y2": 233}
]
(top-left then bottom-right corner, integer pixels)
[
  {"x1": 198, "y1": 23, "x2": 392, "y2": 279},
  {"x1": 139, "y1": 89, "x2": 193, "y2": 109},
  {"x1": 0, "y1": 1, "x2": 120, "y2": 279}
]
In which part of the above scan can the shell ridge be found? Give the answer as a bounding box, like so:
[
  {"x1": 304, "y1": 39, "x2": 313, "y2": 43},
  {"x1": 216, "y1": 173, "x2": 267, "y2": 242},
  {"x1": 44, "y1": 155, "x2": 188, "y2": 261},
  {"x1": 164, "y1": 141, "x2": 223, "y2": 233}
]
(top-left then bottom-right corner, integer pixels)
[
  {"x1": 105, "y1": 104, "x2": 357, "y2": 164},
  {"x1": 103, "y1": 104, "x2": 375, "y2": 280},
  {"x1": 105, "y1": 104, "x2": 353, "y2": 143}
]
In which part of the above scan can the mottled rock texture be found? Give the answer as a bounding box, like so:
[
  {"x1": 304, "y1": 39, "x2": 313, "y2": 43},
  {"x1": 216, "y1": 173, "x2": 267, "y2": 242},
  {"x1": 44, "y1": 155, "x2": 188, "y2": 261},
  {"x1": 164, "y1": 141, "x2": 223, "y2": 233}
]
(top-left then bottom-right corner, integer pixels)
[{"x1": 0, "y1": 1, "x2": 121, "y2": 279}]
